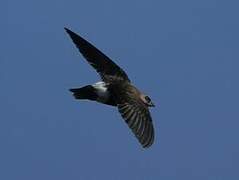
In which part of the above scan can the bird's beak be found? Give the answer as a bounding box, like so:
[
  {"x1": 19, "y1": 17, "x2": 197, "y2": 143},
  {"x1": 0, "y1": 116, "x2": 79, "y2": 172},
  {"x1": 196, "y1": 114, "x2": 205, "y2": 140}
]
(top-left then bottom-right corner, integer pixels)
[{"x1": 150, "y1": 102, "x2": 155, "y2": 107}]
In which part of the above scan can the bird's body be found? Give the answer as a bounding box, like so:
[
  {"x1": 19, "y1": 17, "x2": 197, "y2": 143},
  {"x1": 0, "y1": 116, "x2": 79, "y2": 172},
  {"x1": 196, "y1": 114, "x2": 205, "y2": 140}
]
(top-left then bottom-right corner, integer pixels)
[
  {"x1": 70, "y1": 81, "x2": 143, "y2": 107},
  {"x1": 70, "y1": 81, "x2": 117, "y2": 106},
  {"x1": 92, "y1": 81, "x2": 112, "y2": 104},
  {"x1": 65, "y1": 27, "x2": 156, "y2": 148}
]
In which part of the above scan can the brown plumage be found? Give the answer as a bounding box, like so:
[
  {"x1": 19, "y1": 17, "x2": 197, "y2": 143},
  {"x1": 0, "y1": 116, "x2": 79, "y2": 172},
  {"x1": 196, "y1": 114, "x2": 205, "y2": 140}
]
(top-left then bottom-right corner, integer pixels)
[{"x1": 65, "y1": 27, "x2": 155, "y2": 148}]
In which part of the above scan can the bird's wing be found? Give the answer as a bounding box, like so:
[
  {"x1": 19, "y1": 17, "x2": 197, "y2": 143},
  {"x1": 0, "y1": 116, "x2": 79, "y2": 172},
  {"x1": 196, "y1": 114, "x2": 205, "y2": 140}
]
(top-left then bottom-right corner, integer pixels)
[
  {"x1": 114, "y1": 86, "x2": 154, "y2": 148},
  {"x1": 65, "y1": 28, "x2": 130, "y2": 83}
]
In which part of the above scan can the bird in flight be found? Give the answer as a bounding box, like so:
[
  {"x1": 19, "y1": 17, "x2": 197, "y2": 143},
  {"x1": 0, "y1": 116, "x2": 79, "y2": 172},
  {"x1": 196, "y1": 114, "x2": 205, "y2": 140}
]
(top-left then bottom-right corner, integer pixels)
[{"x1": 65, "y1": 27, "x2": 155, "y2": 148}]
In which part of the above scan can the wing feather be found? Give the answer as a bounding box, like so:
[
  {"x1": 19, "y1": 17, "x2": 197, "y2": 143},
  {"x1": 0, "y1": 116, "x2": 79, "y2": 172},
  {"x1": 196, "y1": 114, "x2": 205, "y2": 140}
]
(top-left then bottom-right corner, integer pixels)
[
  {"x1": 118, "y1": 102, "x2": 154, "y2": 148},
  {"x1": 65, "y1": 28, "x2": 130, "y2": 83}
]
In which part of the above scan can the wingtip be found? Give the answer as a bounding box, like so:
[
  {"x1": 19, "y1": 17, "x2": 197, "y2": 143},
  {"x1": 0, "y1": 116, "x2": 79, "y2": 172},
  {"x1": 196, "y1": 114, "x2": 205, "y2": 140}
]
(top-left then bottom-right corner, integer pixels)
[
  {"x1": 64, "y1": 27, "x2": 70, "y2": 33},
  {"x1": 142, "y1": 140, "x2": 153, "y2": 148},
  {"x1": 64, "y1": 27, "x2": 78, "y2": 38}
]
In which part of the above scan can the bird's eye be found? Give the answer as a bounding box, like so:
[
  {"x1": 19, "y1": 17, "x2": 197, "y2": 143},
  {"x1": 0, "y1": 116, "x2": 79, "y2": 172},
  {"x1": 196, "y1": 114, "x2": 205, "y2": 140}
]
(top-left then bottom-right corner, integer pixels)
[{"x1": 145, "y1": 96, "x2": 151, "y2": 103}]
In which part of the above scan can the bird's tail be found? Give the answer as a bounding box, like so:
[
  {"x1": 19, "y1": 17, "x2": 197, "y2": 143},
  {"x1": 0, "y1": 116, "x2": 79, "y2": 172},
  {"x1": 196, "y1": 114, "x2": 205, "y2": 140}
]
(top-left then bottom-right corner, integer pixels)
[{"x1": 69, "y1": 85, "x2": 97, "y2": 101}]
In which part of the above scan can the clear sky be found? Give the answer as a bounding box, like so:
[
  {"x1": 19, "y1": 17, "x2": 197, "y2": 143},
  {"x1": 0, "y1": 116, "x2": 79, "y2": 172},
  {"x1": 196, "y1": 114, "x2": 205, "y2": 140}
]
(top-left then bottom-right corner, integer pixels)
[{"x1": 2, "y1": 0, "x2": 239, "y2": 179}]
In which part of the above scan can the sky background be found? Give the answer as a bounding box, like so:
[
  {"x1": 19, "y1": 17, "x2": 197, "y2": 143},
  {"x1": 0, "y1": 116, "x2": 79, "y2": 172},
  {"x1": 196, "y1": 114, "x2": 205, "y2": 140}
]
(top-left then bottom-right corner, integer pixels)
[{"x1": 2, "y1": 0, "x2": 239, "y2": 179}]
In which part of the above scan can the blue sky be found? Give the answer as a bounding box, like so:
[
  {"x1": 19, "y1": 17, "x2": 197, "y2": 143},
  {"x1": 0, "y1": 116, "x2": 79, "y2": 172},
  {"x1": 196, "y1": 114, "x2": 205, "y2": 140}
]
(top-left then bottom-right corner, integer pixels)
[{"x1": 2, "y1": 0, "x2": 239, "y2": 179}]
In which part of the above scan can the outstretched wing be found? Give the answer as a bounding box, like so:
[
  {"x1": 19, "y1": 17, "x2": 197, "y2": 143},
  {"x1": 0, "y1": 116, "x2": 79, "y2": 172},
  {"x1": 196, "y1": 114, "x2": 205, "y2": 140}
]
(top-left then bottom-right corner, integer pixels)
[
  {"x1": 65, "y1": 28, "x2": 130, "y2": 83},
  {"x1": 118, "y1": 101, "x2": 154, "y2": 148},
  {"x1": 113, "y1": 84, "x2": 155, "y2": 148}
]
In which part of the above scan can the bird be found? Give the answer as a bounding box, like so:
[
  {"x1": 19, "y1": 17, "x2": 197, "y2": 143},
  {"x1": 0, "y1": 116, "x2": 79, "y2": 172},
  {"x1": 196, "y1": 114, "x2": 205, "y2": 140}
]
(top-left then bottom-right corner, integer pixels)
[{"x1": 65, "y1": 27, "x2": 155, "y2": 148}]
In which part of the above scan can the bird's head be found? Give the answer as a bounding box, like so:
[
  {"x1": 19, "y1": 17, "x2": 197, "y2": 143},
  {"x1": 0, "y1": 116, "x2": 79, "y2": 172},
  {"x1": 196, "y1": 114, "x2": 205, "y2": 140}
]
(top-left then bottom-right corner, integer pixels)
[{"x1": 141, "y1": 94, "x2": 155, "y2": 107}]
